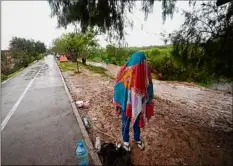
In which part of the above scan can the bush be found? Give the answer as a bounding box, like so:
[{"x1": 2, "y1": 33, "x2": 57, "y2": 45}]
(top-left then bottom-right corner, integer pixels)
[
  {"x1": 87, "y1": 45, "x2": 216, "y2": 84},
  {"x1": 36, "y1": 54, "x2": 45, "y2": 60},
  {"x1": 1, "y1": 74, "x2": 8, "y2": 82}
]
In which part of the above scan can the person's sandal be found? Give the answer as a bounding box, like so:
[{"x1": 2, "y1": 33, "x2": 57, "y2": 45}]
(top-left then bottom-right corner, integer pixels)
[
  {"x1": 136, "y1": 140, "x2": 145, "y2": 150},
  {"x1": 123, "y1": 142, "x2": 131, "y2": 152}
]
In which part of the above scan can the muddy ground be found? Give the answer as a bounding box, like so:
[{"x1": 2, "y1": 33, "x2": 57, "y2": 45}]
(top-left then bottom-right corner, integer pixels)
[{"x1": 62, "y1": 66, "x2": 233, "y2": 165}]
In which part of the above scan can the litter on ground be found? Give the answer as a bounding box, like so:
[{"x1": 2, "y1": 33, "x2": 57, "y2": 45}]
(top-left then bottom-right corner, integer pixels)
[{"x1": 76, "y1": 100, "x2": 90, "y2": 108}]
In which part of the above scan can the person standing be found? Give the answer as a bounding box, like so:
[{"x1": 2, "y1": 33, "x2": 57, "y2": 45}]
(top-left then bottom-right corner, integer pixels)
[{"x1": 113, "y1": 51, "x2": 155, "y2": 151}]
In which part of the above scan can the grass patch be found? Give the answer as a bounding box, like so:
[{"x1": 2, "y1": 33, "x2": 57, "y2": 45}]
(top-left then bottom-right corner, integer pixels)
[
  {"x1": 1, "y1": 74, "x2": 8, "y2": 82},
  {"x1": 196, "y1": 82, "x2": 211, "y2": 88},
  {"x1": 80, "y1": 63, "x2": 109, "y2": 77},
  {"x1": 58, "y1": 62, "x2": 77, "y2": 72},
  {"x1": 58, "y1": 61, "x2": 110, "y2": 78}
]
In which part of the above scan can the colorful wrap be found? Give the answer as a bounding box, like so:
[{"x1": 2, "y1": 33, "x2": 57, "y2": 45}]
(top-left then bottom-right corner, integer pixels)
[{"x1": 113, "y1": 51, "x2": 154, "y2": 128}]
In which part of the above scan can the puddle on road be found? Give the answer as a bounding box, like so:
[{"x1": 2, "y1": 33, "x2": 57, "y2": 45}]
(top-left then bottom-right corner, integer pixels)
[
  {"x1": 24, "y1": 64, "x2": 49, "y2": 80},
  {"x1": 37, "y1": 64, "x2": 50, "y2": 78},
  {"x1": 24, "y1": 66, "x2": 43, "y2": 80}
]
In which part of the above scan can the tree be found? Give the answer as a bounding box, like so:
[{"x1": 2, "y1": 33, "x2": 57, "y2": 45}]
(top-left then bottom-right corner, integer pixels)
[
  {"x1": 35, "y1": 41, "x2": 46, "y2": 54},
  {"x1": 1, "y1": 37, "x2": 47, "y2": 76},
  {"x1": 9, "y1": 37, "x2": 46, "y2": 55},
  {"x1": 9, "y1": 37, "x2": 47, "y2": 67},
  {"x1": 78, "y1": 30, "x2": 99, "y2": 64},
  {"x1": 51, "y1": 37, "x2": 66, "y2": 54},
  {"x1": 170, "y1": 1, "x2": 233, "y2": 80},
  {"x1": 51, "y1": 31, "x2": 98, "y2": 71},
  {"x1": 48, "y1": 0, "x2": 177, "y2": 40}
]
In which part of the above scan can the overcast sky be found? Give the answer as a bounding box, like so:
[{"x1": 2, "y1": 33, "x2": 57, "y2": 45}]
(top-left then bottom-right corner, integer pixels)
[{"x1": 1, "y1": 1, "x2": 194, "y2": 50}]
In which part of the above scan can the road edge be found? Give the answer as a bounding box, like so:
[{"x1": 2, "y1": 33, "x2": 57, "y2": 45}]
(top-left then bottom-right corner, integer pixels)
[
  {"x1": 1, "y1": 60, "x2": 38, "y2": 85},
  {"x1": 55, "y1": 58, "x2": 102, "y2": 166}
]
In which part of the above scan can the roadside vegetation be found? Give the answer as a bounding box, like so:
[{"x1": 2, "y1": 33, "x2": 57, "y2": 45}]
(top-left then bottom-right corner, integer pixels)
[
  {"x1": 1, "y1": 37, "x2": 47, "y2": 82},
  {"x1": 49, "y1": 1, "x2": 233, "y2": 87},
  {"x1": 80, "y1": 64, "x2": 108, "y2": 77},
  {"x1": 58, "y1": 62, "x2": 77, "y2": 72},
  {"x1": 58, "y1": 61, "x2": 109, "y2": 78},
  {"x1": 1, "y1": 67, "x2": 24, "y2": 82}
]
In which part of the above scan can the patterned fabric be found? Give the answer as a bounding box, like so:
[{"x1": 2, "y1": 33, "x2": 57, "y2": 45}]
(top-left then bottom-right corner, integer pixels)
[{"x1": 113, "y1": 51, "x2": 154, "y2": 128}]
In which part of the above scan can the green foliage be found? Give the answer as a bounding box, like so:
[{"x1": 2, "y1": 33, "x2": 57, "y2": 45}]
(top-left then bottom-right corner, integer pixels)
[
  {"x1": 58, "y1": 61, "x2": 108, "y2": 78},
  {"x1": 80, "y1": 63, "x2": 108, "y2": 77},
  {"x1": 9, "y1": 37, "x2": 46, "y2": 65},
  {"x1": 1, "y1": 67, "x2": 24, "y2": 82},
  {"x1": 58, "y1": 62, "x2": 77, "y2": 72},
  {"x1": 87, "y1": 44, "x2": 219, "y2": 84},
  {"x1": 88, "y1": 48, "x2": 106, "y2": 62},
  {"x1": 49, "y1": 1, "x2": 233, "y2": 84},
  {"x1": 1, "y1": 74, "x2": 8, "y2": 82},
  {"x1": 37, "y1": 53, "x2": 45, "y2": 60},
  {"x1": 102, "y1": 44, "x2": 140, "y2": 65},
  {"x1": 1, "y1": 37, "x2": 46, "y2": 78},
  {"x1": 10, "y1": 37, "x2": 46, "y2": 56},
  {"x1": 51, "y1": 37, "x2": 67, "y2": 54},
  {"x1": 48, "y1": 0, "x2": 178, "y2": 40},
  {"x1": 51, "y1": 31, "x2": 98, "y2": 63},
  {"x1": 170, "y1": 2, "x2": 233, "y2": 81}
]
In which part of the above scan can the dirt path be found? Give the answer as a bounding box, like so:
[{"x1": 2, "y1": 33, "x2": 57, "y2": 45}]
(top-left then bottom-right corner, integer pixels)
[
  {"x1": 153, "y1": 80, "x2": 232, "y2": 132},
  {"x1": 62, "y1": 66, "x2": 233, "y2": 165}
]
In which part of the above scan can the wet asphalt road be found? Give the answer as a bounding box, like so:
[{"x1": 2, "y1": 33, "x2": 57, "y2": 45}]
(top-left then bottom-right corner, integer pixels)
[{"x1": 1, "y1": 55, "x2": 82, "y2": 165}]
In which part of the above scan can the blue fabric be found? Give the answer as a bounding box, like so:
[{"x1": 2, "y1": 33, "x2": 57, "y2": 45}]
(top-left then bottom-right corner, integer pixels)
[
  {"x1": 114, "y1": 51, "x2": 154, "y2": 141},
  {"x1": 114, "y1": 82, "x2": 128, "y2": 112},
  {"x1": 126, "y1": 51, "x2": 146, "y2": 67},
  {"x1": 121, "y1": 109, "x2": 140, "y2": 142},
  {"x1": 147, "y1": 82, "x2": 154, "y2": 103},
  {"x1": 113, "y1": 51, "x2": 146, "y2": 112}
]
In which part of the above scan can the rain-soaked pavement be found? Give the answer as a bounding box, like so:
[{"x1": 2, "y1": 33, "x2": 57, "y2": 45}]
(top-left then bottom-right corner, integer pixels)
[{"x1": 1, "y1": 55, "x2": 82, "y2": 165}]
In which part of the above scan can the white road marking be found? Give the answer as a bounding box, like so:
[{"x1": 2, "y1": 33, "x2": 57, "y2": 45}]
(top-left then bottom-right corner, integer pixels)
[{"x1": 1, "y1": 64, "x2": 45, "y2": 131}]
